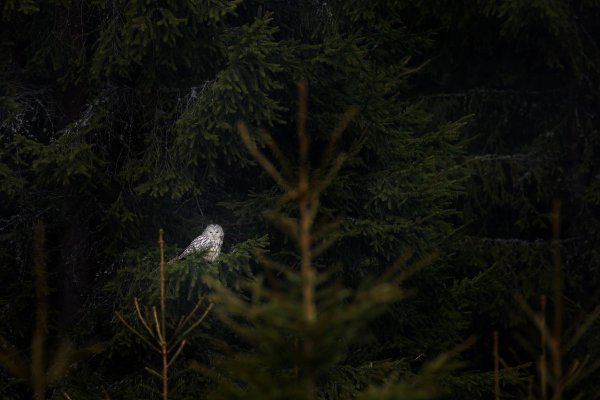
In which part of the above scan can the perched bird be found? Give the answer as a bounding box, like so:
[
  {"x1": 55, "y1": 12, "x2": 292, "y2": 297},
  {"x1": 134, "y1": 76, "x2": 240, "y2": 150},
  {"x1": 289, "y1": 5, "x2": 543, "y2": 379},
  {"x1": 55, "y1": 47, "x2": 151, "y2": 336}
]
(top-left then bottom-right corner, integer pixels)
[{"x1": 170, "y1": 224, "x2": 224, "y2": 263}]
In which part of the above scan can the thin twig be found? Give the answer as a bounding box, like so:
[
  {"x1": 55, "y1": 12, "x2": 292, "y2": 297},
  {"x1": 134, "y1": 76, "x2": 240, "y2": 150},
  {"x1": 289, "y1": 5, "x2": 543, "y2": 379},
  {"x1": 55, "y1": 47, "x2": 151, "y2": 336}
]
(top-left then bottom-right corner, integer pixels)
[
  {"x1": 167, "y1": 340, "x2": 187, "y2": 368},
  {"x1": 152, "y1": 306, "x2": 164, "y2": 344},
  {"x1": 134, "y1": 298, "x2": 155, "y2": 337},
  {"x1": 238, "y1": 122, "x2": 290, "y2": 191},
  {"x1": 258, "y1": 127, "x2": 293, "y2": 179},
  {"x1": 173, "y1": 303, "x2": 214, "y2": 344},
  {"x1": 175, "y1": 315, "x2": 186, "y2": 335},
  {"x1": 318, "y1": 107, "x2": 358, "y2": 173},
  {"x1": 115, "y1": 312, "x2": 161, "y2": 353},
  {"x1": 175, "y1": 298, "x2": 204, "y2": 335}
]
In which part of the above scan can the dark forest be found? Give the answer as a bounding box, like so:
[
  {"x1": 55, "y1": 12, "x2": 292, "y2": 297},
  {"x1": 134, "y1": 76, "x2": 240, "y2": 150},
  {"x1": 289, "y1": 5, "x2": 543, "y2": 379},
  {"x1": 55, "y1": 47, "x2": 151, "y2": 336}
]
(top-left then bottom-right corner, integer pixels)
[{"x1": 2, "y1": 1, "x2": 600, "y2": 399}]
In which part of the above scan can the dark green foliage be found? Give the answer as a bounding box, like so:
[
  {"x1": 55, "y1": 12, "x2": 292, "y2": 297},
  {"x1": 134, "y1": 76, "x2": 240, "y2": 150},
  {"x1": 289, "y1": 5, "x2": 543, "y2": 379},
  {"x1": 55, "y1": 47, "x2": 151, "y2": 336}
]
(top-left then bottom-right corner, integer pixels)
[
  {"x1": 399, "y1": 0, "x2": 600, "y2": 398},
  {"x1": 1, "y1": 0, "x2": 600, "y2": 399}
]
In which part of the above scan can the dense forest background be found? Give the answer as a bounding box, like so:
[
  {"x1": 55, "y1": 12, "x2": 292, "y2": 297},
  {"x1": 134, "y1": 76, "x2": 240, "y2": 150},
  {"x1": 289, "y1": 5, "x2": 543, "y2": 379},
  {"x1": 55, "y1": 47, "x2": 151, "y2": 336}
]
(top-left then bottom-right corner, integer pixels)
[{"x1": 2, "y1": 1, "x2": 600, "y2": 399}]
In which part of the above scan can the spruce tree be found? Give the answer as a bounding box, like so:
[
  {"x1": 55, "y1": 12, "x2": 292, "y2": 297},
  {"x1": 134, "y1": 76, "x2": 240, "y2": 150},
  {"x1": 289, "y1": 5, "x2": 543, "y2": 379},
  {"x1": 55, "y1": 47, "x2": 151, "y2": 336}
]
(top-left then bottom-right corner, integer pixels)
[{"x1": 203, "y1": 81, "x2": 458, "y2": 400}]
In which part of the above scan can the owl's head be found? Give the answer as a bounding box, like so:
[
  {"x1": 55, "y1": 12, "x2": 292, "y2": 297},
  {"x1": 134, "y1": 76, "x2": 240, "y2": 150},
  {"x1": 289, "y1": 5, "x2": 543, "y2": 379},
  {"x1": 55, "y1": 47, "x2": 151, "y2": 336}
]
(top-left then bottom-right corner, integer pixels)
[{"x1": 203, "y1": 224, "x2": 224, "y2": 240}]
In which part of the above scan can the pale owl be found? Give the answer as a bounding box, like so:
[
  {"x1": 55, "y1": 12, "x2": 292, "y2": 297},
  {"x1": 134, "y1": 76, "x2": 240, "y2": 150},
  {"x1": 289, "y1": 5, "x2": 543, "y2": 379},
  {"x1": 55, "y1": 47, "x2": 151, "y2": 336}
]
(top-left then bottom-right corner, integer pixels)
[{"x1": 171, "y1": 224, "x2": 224, "y2": 263}]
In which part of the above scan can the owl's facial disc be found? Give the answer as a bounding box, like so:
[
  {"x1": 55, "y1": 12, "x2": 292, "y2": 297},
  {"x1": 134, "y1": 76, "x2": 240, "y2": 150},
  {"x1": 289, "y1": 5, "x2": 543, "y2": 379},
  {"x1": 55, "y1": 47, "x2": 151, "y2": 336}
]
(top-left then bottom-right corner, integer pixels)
[{"x1": 204, "y1": 224, "x2": 224, "y2": 239}]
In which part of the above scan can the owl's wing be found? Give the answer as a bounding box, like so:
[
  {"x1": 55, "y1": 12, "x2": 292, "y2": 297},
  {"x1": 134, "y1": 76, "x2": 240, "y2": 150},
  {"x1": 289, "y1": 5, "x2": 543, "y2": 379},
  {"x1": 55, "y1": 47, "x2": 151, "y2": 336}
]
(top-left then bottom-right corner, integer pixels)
[{"x1": 174, "y1": 235, "x2": 212, "y2": 260}]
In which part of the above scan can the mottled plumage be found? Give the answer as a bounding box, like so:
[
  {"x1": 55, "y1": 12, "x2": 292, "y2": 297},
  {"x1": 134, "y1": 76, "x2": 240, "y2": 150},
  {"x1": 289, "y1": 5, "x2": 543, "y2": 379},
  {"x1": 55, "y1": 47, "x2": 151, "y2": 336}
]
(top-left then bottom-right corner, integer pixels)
[{"x1": 171, "y1": 224, "x2": 224, "y2": 263}]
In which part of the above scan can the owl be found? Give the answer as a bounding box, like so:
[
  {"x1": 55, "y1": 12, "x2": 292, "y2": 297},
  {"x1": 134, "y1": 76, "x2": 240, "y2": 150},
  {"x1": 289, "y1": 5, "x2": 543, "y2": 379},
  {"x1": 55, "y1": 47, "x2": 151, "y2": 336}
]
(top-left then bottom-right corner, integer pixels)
[{"x1": 170, "y1": 224, "x2": 224, "y2": 263}]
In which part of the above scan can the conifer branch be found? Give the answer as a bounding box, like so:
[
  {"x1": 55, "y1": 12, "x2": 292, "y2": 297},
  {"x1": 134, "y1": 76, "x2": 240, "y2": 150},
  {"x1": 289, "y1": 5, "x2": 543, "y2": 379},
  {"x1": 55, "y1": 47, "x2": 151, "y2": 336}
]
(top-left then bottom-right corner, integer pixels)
[
  {"x1": 115, "y1": 312, "x2": 161, "y2": 353},
  {"x1": 318, "y1": 107, "x2": 358, "y2": 173},
  {"x1": 311, "y1": 234, "x2": 340, "y2": 259},
  {"x1": 174, "y1": 298, "x2": 204, "y2": 336},
  {"x1": 167, "y1": 340, "x2": 187, "y2": 368},
  {"x1": 152, "y1": 306, "x2": 164, "y2": 343},
  {"x1": 258, "y1": 127, "x2": 293, "y2": 180},
  {"x1": 514, "y1": 295, "x2": 553, "y2": 353},
  {"x1": 134, "y1": 297, "x2": 154, "y2": 336},
  {"x1": 144, "y1": 367, "x2": 163, "y2": 380},
  {"x1": 311, "y1": 219, "x2": 343, "y2": 242},
  {"x1": 238, "y1": 121, "x2": 290, "y2": 191},
  {"x1": 175, "y1": 315, "x2": 186, "y2": 333},
  {"x1": 314, "y1": 153, "x2": 348, "y2": 195},
  {"x1": 172, "y1": 303, "x2": 214, "y2": 345},
  {"x1": 262, "y1": 211, "x2": 299, "y2": 242},
  {"x1": 566, "y1": 303, "x2": 600, "y2": 352}
]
